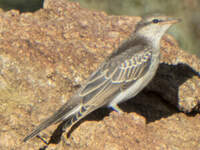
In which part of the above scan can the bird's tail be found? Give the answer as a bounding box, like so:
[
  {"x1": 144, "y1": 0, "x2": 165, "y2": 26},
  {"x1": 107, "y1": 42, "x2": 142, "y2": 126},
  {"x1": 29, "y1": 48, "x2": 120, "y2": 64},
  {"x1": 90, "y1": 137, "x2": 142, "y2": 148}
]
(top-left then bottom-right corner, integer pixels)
[{"x1": 23, "y1": 96, "x2": 87, "y2": 142}]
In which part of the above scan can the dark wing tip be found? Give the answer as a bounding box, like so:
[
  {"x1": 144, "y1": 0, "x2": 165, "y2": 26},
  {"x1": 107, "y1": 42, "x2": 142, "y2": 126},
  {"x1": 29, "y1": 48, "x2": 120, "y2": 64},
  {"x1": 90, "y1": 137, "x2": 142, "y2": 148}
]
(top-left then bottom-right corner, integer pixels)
[
  {"x1": 23, "y1": 131, "x2": 38, "y2": 142},
  {"x1": 23, "y1": 118, "x2": 55, "y2": 142}
]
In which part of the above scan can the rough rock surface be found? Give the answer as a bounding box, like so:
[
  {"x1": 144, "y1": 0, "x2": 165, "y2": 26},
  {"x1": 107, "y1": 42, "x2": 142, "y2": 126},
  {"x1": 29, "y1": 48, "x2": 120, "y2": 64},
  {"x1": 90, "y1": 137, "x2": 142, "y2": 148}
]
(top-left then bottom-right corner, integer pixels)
[{"x1": 0, "y1": 0, "x2": 199, "y2": 149}]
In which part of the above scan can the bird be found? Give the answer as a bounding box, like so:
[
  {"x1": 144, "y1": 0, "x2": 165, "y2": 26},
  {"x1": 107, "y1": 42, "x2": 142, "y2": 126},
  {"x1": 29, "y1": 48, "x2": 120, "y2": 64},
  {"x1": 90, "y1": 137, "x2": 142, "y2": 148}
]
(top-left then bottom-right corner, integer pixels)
[{"x1": 23, "y1": 15, "x2": 180, "y2": 142}]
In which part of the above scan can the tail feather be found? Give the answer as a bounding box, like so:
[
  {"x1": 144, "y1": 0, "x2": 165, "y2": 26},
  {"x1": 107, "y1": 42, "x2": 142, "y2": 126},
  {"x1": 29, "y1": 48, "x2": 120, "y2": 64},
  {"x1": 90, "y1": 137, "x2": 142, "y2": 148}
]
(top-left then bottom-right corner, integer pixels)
[
  {"x1": 61, "y1": 105, "x2": 89, "y2": 131},
  {"x1": 23, "y1": 96, "x2": 82, "y2": 142}
]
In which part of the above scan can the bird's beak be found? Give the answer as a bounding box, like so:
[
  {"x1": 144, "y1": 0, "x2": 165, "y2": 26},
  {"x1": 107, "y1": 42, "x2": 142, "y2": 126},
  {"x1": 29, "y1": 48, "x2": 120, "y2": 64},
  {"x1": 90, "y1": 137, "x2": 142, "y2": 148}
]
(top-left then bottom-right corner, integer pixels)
[{"x1": 162, "y1": 18, "x2": 182, "y2": 24}]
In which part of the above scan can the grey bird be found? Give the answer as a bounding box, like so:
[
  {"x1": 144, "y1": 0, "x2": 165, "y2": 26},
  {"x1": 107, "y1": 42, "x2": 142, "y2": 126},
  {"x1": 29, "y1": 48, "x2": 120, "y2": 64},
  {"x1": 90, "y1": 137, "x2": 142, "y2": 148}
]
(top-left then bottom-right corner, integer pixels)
[{"x1": 23, "y1": 16, "x2": 180, "y2": 142}]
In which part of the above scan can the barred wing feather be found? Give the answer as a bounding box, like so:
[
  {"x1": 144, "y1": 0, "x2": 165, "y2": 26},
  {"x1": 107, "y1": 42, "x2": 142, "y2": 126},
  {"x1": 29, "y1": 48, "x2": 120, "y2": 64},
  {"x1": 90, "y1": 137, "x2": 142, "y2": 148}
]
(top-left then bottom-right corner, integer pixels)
[{"x1": 79, "y1": 47, "x2": 152, "y2": 104}]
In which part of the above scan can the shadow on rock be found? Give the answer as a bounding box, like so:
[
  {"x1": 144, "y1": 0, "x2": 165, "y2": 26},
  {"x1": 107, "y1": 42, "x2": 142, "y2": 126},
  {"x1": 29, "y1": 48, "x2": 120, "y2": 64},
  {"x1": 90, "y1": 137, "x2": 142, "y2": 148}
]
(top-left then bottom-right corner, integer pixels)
[
  {"x1": 148, "y1": 63, "x2": 200, "y2": 112},
  {"x1": 120, "y1": 63, "x2": 200, "y2": 123}
]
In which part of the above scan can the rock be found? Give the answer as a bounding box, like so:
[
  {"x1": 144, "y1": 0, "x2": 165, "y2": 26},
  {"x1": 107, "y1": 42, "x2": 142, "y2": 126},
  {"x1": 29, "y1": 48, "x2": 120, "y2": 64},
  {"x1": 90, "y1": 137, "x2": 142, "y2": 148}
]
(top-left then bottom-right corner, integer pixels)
[{"x1": 0, "y1": 0, "x2": 199, "y2": 149}]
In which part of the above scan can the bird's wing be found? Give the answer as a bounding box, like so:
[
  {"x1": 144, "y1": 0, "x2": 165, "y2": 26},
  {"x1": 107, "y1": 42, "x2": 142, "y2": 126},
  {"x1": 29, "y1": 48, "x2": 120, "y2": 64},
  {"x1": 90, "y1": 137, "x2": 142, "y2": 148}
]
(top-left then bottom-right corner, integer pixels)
[{"x1": 79, "y1": 45, "x2": 152, "y2": 106}]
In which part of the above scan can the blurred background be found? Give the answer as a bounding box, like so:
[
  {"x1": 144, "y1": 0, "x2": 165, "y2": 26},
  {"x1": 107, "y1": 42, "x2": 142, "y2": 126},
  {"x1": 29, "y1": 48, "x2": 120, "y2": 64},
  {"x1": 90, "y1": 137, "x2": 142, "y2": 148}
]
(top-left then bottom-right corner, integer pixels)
[{"x1": 0, "y1": 0, "x2": 199, "y2": 57}]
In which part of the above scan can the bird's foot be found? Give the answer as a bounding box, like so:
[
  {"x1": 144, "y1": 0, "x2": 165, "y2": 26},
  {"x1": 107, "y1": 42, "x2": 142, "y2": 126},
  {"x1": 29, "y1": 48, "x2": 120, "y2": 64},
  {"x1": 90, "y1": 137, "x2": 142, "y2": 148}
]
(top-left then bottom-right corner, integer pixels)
[
  {"x1": 61, "y1": 134, "x2": 71, "y2": 146},
  {"x1": 111, "y1": 105, "x2": 123, "y2": 113}
]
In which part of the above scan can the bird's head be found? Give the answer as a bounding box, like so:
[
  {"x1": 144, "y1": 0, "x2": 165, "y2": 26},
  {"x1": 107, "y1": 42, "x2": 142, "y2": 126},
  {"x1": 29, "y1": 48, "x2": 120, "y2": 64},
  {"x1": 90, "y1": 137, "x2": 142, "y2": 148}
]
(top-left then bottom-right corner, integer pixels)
[{"x1": 135, "y1": 16, "x2": 181, "y2": 47}]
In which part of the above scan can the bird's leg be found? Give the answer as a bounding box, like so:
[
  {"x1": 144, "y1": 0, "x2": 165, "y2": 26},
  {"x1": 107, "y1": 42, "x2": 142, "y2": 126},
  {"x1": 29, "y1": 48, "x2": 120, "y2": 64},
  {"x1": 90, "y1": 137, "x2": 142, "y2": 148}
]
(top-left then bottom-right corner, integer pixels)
[
  {"x1": 111, "y1": 104, "x2": 123, "y2": 113},
  {"x1": 61, "y1": 135, "x2": 71, "y2": 146}
]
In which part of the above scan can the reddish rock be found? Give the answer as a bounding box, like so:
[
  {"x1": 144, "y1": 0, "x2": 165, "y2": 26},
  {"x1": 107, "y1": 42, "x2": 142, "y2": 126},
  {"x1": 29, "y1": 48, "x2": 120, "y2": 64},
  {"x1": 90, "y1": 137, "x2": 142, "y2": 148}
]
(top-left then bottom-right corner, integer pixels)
[{"x1": 0, "y1": 0, "x2": 199, "y2": 149}]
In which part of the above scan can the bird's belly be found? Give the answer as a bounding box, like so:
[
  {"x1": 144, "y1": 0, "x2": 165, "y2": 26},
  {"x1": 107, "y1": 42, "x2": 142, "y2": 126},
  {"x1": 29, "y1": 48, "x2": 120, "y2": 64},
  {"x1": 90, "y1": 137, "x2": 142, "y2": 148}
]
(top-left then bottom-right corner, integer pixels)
[
  {"x1": 108, "y1": 74, "x2": 150, "y2": 107},
  {"x1": 108, "y1": 59, "x2": 159, "y2": 107}
]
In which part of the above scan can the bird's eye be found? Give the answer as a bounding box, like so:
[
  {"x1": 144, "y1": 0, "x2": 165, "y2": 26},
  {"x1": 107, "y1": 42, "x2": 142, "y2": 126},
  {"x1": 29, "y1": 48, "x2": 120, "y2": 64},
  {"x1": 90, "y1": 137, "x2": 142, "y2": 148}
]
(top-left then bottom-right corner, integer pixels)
[{"x1": 152, "y1": 19, "x2": 159, "y2": 23}]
